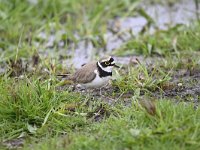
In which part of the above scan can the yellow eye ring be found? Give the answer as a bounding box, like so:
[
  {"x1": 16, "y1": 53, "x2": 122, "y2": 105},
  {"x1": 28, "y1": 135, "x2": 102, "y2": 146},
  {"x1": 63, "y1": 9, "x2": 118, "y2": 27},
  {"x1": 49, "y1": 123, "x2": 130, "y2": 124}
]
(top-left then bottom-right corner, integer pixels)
[{"x1": 105, "y1": 61, "x2": 110, "y2": 65}]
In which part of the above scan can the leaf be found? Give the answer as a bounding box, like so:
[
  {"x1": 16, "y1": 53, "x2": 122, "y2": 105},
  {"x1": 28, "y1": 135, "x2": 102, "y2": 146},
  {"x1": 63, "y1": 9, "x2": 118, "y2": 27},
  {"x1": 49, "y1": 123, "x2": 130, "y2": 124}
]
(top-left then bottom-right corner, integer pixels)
[
  {"x1": 27, "y1": 123, "x2": 38, "y2": 134},
  {"x1": 42, "y1": 108, "x2": 53, "y2": 127},
  {"x1": 139, "y1": 99, "x2": 157, "y2": 116},
  {"x1": 130, "y1": 128, "x2": 141, "y2": 137},
  {"x1": 137, "y1": 8, "x2": 155, "y2": 26}
]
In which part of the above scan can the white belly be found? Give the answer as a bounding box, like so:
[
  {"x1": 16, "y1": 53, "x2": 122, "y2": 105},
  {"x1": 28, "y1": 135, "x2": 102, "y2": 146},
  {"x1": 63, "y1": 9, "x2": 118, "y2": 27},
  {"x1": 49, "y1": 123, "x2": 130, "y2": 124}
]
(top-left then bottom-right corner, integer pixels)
[{"x1": 81, "y1": 69, "x2": 111, "y2": 88}]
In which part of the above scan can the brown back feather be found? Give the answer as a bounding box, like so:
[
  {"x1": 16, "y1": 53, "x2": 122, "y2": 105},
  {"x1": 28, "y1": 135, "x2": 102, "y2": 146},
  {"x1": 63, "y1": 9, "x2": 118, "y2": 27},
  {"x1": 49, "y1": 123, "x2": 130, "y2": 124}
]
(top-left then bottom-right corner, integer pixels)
[{"x1": 72, "y1": 62, "x2": 97, "y2": 84}]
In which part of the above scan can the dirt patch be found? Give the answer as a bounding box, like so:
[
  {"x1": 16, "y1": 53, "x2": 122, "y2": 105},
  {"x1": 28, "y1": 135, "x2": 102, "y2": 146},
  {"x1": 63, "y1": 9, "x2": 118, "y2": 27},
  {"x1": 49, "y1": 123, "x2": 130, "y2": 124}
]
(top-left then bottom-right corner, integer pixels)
[
  {"x1": 164, "y1": 70, "x2": 200, "y2": 97},
  {"x1": 2, "y1": 137, "x2": 25, "y2": 149},
  {"x1": 160, "y1": 69, "x2": 200, "y2": 109},
  {"x1": 56, "y1": 55, "x2": 200, "y2": 108}
]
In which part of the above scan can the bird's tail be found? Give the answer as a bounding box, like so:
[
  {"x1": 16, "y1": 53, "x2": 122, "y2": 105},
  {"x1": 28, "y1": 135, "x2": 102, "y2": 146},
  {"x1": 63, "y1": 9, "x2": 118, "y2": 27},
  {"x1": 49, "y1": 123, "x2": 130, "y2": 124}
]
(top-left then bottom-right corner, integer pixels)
[
  {"x1": 56, "y1": 74, "x2": 74, "y2": 81},
  {"x1": 57, "y1": 74, "x2": 70, "y2": 77},
  {"x1": 56, "y1": 74, "x2": 74, "y2": 85}
]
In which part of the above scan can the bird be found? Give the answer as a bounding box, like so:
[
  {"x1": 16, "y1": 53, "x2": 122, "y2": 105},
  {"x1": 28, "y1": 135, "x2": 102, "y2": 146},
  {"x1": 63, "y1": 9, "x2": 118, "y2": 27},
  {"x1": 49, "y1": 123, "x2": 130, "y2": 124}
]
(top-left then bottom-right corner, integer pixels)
[{"x1": 58, "y1": 56, "x2": 119, "y2": 89}]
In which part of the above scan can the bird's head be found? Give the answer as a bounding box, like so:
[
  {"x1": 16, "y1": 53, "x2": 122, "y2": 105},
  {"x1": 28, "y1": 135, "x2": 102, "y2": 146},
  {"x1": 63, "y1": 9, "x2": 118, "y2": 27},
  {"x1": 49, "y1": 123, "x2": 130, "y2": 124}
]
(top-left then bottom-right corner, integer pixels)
[{"x1": 97, "y1": 56, "x2": 119, "y2": 72}]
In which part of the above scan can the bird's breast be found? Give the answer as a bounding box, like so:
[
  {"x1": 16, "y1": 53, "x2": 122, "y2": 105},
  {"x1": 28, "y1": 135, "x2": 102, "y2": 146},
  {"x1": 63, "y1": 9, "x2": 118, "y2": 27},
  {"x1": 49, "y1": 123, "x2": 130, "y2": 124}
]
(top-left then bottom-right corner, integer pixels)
[{"x1": 82, "y1": 69, "x2": 111, "y2": 88}]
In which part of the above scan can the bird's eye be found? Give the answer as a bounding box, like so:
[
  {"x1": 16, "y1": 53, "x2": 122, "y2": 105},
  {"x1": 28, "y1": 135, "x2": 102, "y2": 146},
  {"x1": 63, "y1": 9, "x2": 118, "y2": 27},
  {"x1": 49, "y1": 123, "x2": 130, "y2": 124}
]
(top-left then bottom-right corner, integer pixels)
[{"x1": 105, "y1": 61, "x2": 110, "y2": 65}]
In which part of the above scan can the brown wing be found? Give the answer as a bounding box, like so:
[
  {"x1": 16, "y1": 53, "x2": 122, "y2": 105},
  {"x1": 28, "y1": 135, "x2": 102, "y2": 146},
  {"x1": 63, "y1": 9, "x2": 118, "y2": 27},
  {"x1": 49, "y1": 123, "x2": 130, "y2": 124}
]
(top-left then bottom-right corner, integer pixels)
[{"x1": 72, "y1": 62, "x2": 97, "y2": 84}]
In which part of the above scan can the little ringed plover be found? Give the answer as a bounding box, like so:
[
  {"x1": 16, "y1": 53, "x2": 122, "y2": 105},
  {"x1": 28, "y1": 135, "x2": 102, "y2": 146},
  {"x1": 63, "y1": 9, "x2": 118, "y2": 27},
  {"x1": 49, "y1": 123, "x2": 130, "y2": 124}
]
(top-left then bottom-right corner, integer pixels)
[{"x1": 65, "y1": 56, "x2": 119, "y2": 89}]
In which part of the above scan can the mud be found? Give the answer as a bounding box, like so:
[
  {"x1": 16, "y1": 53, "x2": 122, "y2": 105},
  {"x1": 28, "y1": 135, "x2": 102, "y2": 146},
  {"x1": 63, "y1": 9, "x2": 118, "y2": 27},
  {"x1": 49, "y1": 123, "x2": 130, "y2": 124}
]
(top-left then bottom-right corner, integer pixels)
[
  {"x1": 161, "y1": 70, "x2": 200, "y2": 108},
  {"x1": 2, "y1": 137, "x2": 24, "y2": 149}
]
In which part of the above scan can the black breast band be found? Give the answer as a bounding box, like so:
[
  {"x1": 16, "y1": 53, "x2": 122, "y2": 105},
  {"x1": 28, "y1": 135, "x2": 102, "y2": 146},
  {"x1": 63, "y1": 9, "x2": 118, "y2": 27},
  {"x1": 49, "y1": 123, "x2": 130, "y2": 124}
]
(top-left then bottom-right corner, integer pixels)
[{"x1": 97, "y1": 62, "x2": 112, "y2": 78}]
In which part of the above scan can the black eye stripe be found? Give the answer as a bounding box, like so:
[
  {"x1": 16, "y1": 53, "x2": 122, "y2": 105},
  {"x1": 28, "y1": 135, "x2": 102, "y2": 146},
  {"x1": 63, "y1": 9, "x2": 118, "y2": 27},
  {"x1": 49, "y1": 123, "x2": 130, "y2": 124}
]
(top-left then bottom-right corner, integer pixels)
[
  {"x1": 99, "y1": 57, "x2": 114, "y2": 68},
  {"x1": 105, "y1": 61, "x2": 110, "y2": 65},
  {"x1": 100, "y1": 62, "x2": 107, "y2": 68},
  {"x1": 100, "y1": 62, "x2": 113, "y2": 68}
]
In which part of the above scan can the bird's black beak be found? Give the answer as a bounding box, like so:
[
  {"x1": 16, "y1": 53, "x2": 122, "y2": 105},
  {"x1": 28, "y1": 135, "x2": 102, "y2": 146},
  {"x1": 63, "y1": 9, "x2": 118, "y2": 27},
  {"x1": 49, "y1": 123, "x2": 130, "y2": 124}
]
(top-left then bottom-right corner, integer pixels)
[{"x1": 113, "y1": 64, "x2": 120, "y2": 68}]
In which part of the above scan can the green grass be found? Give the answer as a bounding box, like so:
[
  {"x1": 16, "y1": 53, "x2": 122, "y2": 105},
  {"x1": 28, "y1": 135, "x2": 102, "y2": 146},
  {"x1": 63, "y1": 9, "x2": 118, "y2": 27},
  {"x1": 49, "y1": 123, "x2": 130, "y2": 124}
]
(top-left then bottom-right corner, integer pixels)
[
  {"x1": 0, "y1": 0, "x2": 200, "y2": 149},
  {"x1": 22, "y1": 101, "x2": 200, "y2": 150},
  {"x1": 113, "y1": 24, "x2": 200, "y2": 56},
  {"x1": 1, "y1": 58, "x2": 200, "y2": 149},
  {"x1": 0, "y1": 0, "x2": 139, "y2": 60}
]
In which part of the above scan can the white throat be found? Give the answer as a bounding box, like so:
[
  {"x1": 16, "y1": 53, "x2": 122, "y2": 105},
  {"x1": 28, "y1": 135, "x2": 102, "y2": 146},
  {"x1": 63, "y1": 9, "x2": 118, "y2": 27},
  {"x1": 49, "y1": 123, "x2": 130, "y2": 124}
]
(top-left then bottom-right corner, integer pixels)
[{"x1": 97, "y1": 62, "x2": 113, "y2": 73}]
